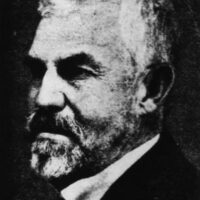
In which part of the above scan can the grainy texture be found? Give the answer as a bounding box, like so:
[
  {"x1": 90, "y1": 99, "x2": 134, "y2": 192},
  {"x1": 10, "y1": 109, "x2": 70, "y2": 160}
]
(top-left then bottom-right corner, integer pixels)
[{"x1": 1, "y1": 0, "x2": 200, "y2": 200}]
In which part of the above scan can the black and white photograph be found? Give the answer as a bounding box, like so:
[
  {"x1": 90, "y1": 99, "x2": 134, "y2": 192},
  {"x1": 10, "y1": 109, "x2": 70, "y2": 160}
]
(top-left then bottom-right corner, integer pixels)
[{"x1": 1, "y1": 0, "x2": 200, "y2": 199}]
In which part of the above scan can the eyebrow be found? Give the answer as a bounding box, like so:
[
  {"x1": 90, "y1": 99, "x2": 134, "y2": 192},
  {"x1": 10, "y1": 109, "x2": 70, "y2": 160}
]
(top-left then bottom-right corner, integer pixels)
[{"x1": 55, "y1": 53, "x2": 102, "y2": 72}]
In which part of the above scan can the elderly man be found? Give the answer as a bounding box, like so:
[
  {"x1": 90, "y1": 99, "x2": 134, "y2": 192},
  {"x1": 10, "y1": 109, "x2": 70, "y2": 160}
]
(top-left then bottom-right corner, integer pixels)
[{"x1": 26, "y1": 0, "x2": 198, "y2": 199}]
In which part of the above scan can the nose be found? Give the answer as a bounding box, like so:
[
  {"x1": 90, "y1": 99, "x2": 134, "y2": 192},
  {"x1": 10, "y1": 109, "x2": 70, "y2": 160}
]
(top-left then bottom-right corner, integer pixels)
[{"x1": 36, "y1": 68, "x2": 65, "y2": 111}]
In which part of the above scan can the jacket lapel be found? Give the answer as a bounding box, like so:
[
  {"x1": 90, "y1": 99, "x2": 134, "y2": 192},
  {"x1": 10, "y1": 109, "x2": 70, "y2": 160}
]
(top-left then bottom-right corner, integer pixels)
[{"x1": 102, "y1": 133, "x2": 199, "y2": 200}]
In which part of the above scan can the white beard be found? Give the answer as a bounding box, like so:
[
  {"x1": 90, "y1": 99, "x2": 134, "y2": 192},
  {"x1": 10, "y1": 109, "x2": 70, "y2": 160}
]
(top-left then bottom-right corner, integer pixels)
[{"x1": 30, "y1": 133, "x2": 84, "y2": 179}]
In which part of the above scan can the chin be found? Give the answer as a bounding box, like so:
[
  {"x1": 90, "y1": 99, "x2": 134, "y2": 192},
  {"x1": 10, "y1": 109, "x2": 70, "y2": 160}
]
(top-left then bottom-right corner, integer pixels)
[{"x1": 30, "y1": 132, "x2": 84, "y2": 179}]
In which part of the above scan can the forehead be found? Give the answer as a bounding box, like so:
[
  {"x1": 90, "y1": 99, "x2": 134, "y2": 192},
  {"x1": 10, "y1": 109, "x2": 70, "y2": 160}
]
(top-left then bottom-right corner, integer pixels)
[
  {"x1": 31, "y1": 1, "x2": 122, "y2": 60},
  {"x1": 30, "y1": 0, "x2": 159, "y2": 66},
  {"x1": 39, "y1": 0, "x2": 121, "y2": 17}
]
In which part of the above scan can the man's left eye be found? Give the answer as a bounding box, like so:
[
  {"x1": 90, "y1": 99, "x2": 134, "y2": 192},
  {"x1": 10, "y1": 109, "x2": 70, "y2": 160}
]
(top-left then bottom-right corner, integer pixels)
[
  {"x1": 57, "y1": 65, "x2": 97, "y2": 81},
  {"x1": 56, "y1": 53, "x2": 102, "y2": 83}
]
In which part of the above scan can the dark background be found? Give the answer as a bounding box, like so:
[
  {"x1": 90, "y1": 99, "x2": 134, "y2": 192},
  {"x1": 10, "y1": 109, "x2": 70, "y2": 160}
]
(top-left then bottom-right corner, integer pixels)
[{"x1": 1, "y1": 0, "x2": 200, "y2": 199}]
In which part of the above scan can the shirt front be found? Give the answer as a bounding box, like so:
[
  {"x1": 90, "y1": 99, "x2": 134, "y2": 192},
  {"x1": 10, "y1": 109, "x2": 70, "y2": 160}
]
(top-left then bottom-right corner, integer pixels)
[{"x1": 61, "y1": 134, "x2": 160, "y2": 200}]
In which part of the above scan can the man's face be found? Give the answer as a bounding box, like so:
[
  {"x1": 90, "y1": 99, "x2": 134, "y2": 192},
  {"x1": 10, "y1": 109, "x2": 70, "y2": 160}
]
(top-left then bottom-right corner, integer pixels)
[{"x1": 27, "y1": 0, "x2": 152, "y2": 180}]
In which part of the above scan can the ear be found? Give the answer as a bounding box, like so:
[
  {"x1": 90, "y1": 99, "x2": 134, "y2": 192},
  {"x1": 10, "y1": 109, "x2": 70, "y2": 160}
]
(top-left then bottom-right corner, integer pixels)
[{"x1": 136, "y1": 63, "x2": 174, "y2": 114}]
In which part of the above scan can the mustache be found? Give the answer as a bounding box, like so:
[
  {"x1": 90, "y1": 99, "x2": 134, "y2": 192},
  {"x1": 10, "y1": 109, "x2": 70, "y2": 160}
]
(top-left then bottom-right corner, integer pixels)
[{"x1": 26, "y1": 108, "x2": 83, "y2": 144}]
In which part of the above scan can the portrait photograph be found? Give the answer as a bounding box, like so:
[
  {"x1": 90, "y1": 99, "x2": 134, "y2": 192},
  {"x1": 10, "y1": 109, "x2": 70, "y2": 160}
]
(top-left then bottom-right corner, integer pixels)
[{"x1": 1, "y1": 0, "x2": 200, "y2": 199}]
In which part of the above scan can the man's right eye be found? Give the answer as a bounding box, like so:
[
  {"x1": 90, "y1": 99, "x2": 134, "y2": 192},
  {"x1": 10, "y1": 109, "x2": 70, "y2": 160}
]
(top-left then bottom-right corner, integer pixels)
[{"x1": 24, "y1": 56, "x2": 46, "y2": 79}]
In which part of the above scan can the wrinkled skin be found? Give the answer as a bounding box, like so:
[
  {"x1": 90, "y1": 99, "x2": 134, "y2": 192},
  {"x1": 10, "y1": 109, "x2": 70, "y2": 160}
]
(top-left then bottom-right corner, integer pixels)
[{"x1": 27, "y1": 0, "x2": 162, "y2": 183}]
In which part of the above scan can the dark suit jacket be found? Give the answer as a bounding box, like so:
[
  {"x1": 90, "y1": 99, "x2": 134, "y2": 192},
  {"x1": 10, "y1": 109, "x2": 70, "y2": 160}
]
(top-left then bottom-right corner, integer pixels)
[{"x1": 102, "y1": 133, "x2": 199, "y2": 200}]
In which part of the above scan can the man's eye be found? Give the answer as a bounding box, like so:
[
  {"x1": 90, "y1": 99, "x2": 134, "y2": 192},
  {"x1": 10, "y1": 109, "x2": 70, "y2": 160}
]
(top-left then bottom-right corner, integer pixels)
[
  {"x1": 57, "y1": 65, "x2": 97, "y2": 81},
  {"x1": 24, "y1": 57, "x2": 46, "y2": 80},
  {"x1": 30, "y1": 66, "x2": 47, "y2": 80},
  {"x1": 56, "y1": 53, "x2": 102, "y2": 82}
]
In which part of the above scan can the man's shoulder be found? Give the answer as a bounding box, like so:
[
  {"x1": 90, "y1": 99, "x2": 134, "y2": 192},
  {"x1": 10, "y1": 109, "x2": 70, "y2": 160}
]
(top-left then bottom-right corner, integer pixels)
[{"x1": 102, "y1": 133, "x2": 200, "y2": 200}]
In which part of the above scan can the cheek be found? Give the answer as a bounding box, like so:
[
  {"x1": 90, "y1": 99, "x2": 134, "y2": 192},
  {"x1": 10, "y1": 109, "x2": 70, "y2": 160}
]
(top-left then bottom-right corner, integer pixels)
[
  {"x1": 74, "y1": 78, "x2": 127, "y2": 120},
  {"x1": 29, "y1": 86, "x2": 38, "y2": 99},
  {"x1": 28, "y1": 86, "x2": 39, "y2": 111}
]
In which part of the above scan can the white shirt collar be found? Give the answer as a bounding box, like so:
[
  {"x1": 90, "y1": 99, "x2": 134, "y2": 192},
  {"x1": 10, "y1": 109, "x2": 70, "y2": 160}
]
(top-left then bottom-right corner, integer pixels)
[{"x1": 61, "y1": 134, "x2": 160, "y2": 200}]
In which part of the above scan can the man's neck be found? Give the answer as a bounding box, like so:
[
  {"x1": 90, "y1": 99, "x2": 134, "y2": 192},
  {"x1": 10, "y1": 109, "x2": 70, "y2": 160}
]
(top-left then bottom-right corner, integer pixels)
[{"x1": 61, "y1": 134, "x2": 160, "y2": 200}]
